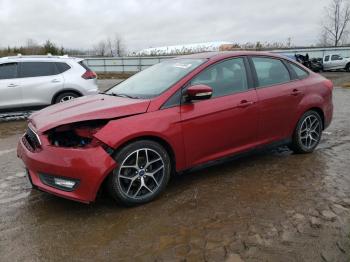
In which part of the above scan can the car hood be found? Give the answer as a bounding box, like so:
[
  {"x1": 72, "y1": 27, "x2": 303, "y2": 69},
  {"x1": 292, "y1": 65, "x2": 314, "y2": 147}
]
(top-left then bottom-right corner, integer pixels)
[{"x1": 29, "y1": 94, "x2": 150, "y2": 132}]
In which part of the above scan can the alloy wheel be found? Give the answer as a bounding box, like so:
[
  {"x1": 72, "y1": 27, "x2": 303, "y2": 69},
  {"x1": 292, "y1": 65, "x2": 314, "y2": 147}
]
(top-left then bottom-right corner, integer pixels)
[
  {"x1": 60, "y1": 95, "x2": 75, "y2": 102},
  {"x1": 118, "y1": 148, "x2": 165, "y2": 199},
  {"x1": 299, "y1": 114, "x2": 321, "y2": 149}
]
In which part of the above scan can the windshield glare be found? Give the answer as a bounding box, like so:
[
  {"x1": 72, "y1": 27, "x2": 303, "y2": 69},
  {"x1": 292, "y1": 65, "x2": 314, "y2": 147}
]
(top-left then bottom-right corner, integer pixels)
[{"x1": 106, "y1": 58, "x2": 206, "y2": 98}]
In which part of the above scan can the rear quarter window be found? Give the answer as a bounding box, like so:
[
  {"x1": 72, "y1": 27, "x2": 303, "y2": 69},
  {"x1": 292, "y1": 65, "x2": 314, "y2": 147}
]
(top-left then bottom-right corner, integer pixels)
[
  {"x1": 324, "y1": 55, "x2": 330, "y2": 62},
  {"x1": 56, "y1": 62, "x2": 71, "y2": 73},
  {"x1": 288, "y1": 62, "x2": 309, "y2": 79}
]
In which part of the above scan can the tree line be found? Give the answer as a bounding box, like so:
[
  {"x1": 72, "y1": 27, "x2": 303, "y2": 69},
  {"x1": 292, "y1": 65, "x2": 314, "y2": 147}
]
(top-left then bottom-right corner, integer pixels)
[{"x1": 0, "y1": 35, "x2": 126, "y2": 57}]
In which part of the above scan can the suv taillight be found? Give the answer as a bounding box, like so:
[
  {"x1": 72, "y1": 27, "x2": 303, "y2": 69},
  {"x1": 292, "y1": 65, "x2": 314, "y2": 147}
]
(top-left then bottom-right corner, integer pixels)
[{"x1": 82, "y1": 70, "x2": 97, "y2": 79}]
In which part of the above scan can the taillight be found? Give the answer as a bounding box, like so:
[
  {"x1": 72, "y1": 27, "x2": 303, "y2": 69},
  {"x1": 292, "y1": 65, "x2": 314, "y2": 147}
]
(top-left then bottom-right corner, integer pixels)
[
  {"x1": 82, "y1": 70, "x2": 97, "y2": 79},
  {"x1": 324, "y1": 79, "x2": 334, "y2": 91}
]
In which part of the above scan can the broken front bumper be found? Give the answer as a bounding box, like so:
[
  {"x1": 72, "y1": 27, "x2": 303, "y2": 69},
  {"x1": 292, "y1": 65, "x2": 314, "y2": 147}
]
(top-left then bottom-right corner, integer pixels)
[{"x1": 17, "y1": 133, "x2": 117, "y2": 203}]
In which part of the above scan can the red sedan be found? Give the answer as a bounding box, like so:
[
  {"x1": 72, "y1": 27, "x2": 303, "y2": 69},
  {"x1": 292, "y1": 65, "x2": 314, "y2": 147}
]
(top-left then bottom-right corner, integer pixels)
[{"x1": 17, "y1": 51, "x2": 333, "y2": 205}]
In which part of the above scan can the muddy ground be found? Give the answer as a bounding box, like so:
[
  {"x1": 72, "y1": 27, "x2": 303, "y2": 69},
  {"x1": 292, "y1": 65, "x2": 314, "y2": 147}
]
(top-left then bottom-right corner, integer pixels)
[{"x1": 0, "y1": 73, "x2": 350, "y2": 262}]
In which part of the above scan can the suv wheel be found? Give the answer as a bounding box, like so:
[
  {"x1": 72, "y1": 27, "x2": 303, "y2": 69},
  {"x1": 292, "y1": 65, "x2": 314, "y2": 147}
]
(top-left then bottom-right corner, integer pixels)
[
  {"x1": 289, "y1": 110, "x2": 323, "y2": 154},
  {"x1": 55, "y1": 92, "x2": 79, "y2": 104},
  {"x1": 108, "y1": 140, "x2": 171, "y2": 206},
  {"x1": 346, "y1": 63, "x2": 350, "y2": 72}
]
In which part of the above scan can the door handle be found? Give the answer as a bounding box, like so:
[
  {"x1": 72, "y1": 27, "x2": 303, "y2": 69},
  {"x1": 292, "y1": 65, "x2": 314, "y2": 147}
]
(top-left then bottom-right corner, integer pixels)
[
  {"x1": 8, "y1": 83, "x2": 18, "y2": 87},
  {"x1": 291, "y1": 89, "x2": 302, "y2": 96},
  {"x1": 51, "y1": 79, "x2": 60, "y2": 83},
  {"x1": 237, "y1": 100, "x2": 255, "y2": 108}
]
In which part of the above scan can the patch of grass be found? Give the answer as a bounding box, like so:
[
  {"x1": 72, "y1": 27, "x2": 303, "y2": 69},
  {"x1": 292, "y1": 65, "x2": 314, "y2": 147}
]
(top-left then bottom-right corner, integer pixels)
[{"x1": 340, "y1": 82, "x2": 350, "y2": 88}]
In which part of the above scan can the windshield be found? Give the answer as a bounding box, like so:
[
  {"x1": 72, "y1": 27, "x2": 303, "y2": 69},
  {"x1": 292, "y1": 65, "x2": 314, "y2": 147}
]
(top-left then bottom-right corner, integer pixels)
[{"x1": 106, "y1": 58, "x2": 206, "y2": 98}]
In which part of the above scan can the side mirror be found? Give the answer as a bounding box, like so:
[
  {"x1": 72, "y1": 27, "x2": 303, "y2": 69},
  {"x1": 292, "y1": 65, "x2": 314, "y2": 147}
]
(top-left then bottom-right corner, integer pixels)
[{"x1": 185, "y1": 84, "x2": 213, "y2": 101}]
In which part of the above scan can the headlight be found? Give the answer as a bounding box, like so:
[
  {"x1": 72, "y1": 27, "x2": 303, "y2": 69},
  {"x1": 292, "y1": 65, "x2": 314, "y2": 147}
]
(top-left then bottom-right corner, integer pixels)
[{"x1": 46, "y1": 120, "x2": 110, "y2": 149}]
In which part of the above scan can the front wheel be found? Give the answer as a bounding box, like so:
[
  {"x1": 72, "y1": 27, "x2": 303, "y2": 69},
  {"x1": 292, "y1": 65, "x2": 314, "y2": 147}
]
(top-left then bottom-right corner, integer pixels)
[
  {"x1": 107, "y1": 140, "x2": 171, "y2": 206},
  {"x1": 289, "y1": 111, "x2": 323, "y2": 154}
]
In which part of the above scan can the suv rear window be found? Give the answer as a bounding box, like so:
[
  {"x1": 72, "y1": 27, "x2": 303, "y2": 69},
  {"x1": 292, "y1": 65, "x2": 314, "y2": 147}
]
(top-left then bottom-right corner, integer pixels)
[
  {"x1": 56, "y1": 62, "x2": 71, "y2": 73},
  {"x1": 78, "y1": 60, "x2": 91, "y2": 71},
  {"x1": 0, "y1": 63, "x2": 17, "y2": 79},
  {"x1": 19, "y1": 62, "x2": 58, "y2": 78}
]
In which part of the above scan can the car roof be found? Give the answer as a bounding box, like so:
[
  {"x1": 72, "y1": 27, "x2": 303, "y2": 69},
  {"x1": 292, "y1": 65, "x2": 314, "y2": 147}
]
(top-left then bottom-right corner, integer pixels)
[{"x1": 177, "y1": 51, "x2": 286, "y2": 60}]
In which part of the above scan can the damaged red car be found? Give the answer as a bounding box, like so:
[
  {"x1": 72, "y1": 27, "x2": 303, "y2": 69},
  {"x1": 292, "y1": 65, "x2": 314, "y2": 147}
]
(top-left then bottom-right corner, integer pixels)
[{"x1": 17, "y1": 52, "x2": 333, "y2": 205}]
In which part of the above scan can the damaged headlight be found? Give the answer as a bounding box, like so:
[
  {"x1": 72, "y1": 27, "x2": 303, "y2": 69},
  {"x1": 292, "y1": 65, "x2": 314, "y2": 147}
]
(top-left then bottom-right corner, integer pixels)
[{"x1": 46, "y1": 120, "x2": 113, "y2": 154}]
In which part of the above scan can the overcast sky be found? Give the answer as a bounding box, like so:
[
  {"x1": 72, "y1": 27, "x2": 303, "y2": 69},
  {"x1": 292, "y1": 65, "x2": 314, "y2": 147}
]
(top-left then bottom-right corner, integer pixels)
[{"x1": 0, "y1": 0, "x2": 330, "y2": 52}]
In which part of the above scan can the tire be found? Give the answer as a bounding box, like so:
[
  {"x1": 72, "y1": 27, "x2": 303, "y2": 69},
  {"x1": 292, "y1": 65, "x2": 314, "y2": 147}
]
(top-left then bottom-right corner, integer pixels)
[
  {"x1": 107, "y1": 140, "x2": 171, "y2": 206},
  {"x1": 289, "y1": 110, "x2": 323, "y2": 154},
  {"x1": 54, "y1": 92, "x2": 79, "y2": 104},
  {"x1": 346, "y1": 63, "x2": 350, "y2": 72}
]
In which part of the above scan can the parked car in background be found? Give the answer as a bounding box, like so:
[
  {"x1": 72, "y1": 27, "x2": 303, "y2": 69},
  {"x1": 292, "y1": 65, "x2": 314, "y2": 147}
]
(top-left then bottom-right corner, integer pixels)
[
  {"x1": 294, "y1": 54, "x2": 323, "y2": 72},
  {"x1": 0, "y1": 55, "x2": 98, "y2": 111},
  {"x1": 17, "y1": 51, "x2": 333, "y2": 206},
  {"x1": 323, "y1": 54, "x2": 350, "y2": 71}
]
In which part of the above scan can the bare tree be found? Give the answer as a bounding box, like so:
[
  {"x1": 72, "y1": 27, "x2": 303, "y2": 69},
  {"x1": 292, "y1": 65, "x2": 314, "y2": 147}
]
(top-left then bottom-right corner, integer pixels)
[
  {"x1": 107, "y1": 34, "x2": 126, "y2": 56},
  {"x1": 113, "y1": 34, "x2": 125, "y2": 57},
  {"x1": 318, "y1": 30, "x2": 331, "y2": 47},
  {"x1": 25, "y1": 38, "x2": 43, "y2": 55},
  {"x1": 93, "y1": 34, "x2": 126, "y2": 57},
  {"x1": 323, "y1": 0, "x2": 350, "y2": 47},
  {"x1": 106, "y1": 37, "x2": 114, "y2": 56},
  {"x1": 93, "y1": 40, "x2": 107, "y2": 56}
]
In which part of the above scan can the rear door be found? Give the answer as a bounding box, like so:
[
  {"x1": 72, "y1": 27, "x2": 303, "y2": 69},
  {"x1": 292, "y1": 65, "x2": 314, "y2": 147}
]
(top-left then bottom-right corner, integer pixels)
[
  {"x1": 0, "y1": 62, "x2": 22, "y2": 110},
  {"x1": 180, "y1": 57, "x2": 259, "y2": 167},
  {"x1": 18, "y1": 62, "x2": 64, "y2": 107},
  {"x1": 250, "y1": 56, "x2": 305, "y2": 144}
]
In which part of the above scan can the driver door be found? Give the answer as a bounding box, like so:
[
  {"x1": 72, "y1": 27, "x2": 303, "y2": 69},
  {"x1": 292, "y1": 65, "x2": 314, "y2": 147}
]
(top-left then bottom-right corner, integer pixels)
[{"x1": 180, "y1": 57, "x2": 259, "y2": 167}]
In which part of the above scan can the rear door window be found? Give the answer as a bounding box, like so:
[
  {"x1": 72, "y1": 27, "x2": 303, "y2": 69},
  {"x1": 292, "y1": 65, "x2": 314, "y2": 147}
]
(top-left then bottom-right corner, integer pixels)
[
  {"x1": 0, "y1": 63, "x2": 18, "y2": 79},
  {"x1": 19, "y1": 62, "x2": 58, "y2": 78},
  {"x1": 251, "y1": 57, "x2": 291, "y2": 87},
  {"x1": 324, "y1": 55, "x2": 330, "y2": 62}
]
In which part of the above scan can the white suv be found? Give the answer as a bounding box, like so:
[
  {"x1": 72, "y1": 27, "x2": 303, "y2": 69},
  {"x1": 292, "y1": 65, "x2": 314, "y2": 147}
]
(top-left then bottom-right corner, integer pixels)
[{"x1": 0, "y1": 55, "x2": 99, "y2": 111}]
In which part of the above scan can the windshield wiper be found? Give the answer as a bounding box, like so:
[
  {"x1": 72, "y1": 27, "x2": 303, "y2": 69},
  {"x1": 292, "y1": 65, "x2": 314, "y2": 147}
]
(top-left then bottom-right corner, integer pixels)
[{"x1": 108, "y1": 92, "x2": 139, "y2": 99}]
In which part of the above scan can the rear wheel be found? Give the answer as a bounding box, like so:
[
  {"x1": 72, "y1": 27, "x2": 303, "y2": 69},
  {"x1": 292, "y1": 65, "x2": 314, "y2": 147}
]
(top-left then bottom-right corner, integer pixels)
[
  {"x1": 54, "y1": 92, "x2": 79, "y2": 104},
  {"x1": 108, "y1": 140, "x2": 171, "y2": 206},
  {"x1": 346, "y1": 63, "x2": 350, "y2": 72},
  {"x1": 289, "y1": 110, "x2": 323, "y2": 154}
]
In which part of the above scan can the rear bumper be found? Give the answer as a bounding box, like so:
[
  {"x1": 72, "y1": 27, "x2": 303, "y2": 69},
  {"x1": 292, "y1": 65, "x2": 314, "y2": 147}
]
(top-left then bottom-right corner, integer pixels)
[
  {"x1": 17, "y1": 136, "x2": 117, "y2": 203},
  {"x1": 85, "y1": 88, "x2": 99, "y2": 95},
  {"x1": 324, "y1": 98, "x2": 333, "y2": 129}
]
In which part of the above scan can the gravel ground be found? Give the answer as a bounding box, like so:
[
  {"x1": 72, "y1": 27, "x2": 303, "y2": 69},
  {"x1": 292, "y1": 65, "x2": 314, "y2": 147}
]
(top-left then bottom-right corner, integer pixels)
[{"x1": 0, "y1": 74, "x2": 349, "y2": 261}]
